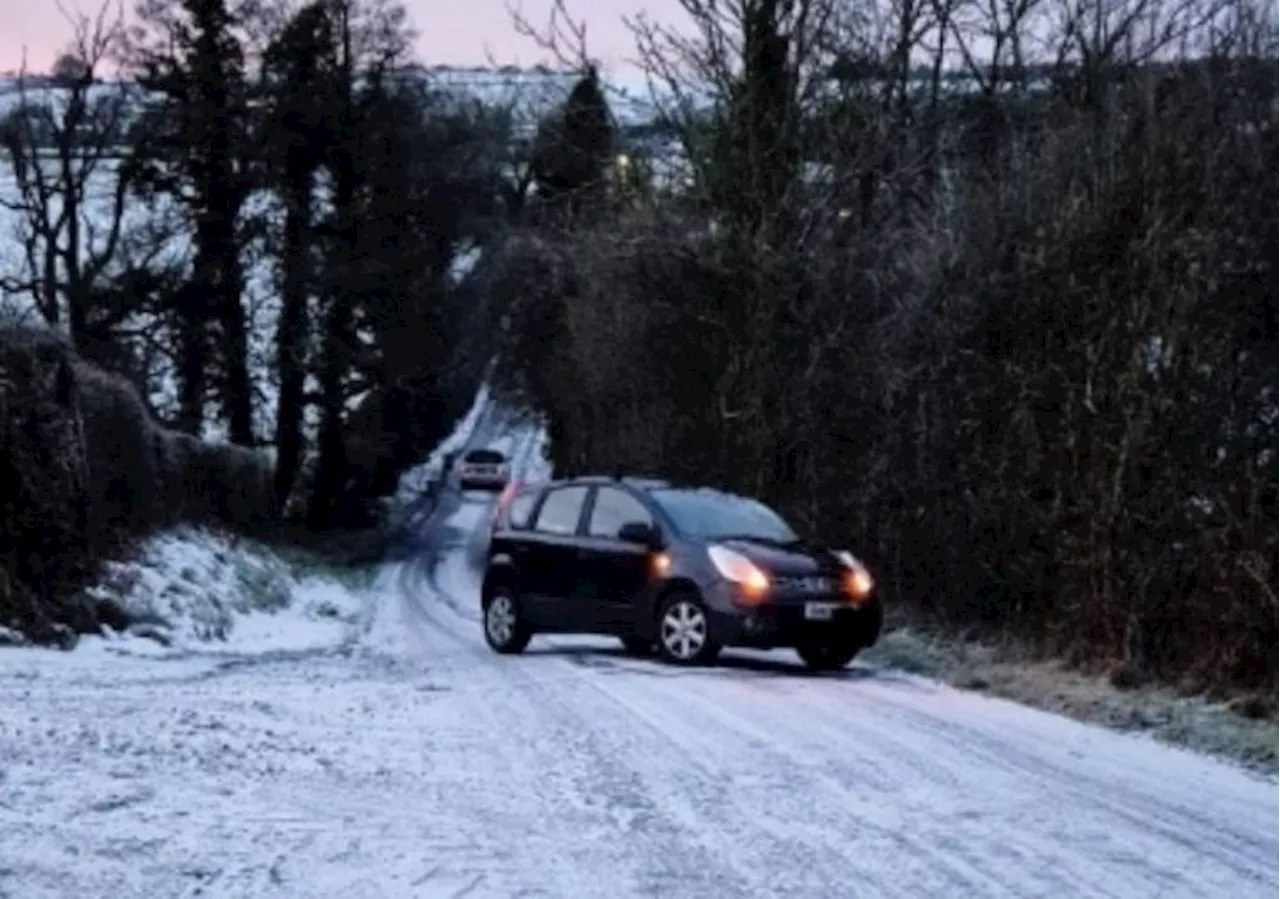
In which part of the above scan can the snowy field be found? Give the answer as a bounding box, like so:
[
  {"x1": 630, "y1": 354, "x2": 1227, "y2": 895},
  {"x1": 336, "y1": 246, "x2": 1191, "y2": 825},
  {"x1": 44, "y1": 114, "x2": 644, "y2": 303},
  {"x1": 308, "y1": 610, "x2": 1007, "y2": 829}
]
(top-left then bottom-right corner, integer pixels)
[{"x1": 0, "y1": 391, "x2": 1276, "y2": 899}]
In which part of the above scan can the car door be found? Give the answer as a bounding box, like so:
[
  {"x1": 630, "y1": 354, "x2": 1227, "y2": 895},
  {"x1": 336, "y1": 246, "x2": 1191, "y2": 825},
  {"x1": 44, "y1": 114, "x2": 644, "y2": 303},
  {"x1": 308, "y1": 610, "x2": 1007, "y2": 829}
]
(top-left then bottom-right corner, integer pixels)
[
  {"x1": 487, "y1": 484, "x2": 539, "y2": 593},
  {"x1": 579, "y1": 486, "x2": 658, "y2": 635},
  {"x1": 521, "y1": 485, "x2": 591, "y2": 631}
]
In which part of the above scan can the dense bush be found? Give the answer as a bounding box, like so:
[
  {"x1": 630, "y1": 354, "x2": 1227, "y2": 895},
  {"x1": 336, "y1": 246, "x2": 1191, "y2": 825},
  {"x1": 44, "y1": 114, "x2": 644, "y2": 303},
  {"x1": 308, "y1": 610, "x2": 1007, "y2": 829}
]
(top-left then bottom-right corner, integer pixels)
[{"x1": 0, "y1": 324, "x2": 274, "y2": 645}]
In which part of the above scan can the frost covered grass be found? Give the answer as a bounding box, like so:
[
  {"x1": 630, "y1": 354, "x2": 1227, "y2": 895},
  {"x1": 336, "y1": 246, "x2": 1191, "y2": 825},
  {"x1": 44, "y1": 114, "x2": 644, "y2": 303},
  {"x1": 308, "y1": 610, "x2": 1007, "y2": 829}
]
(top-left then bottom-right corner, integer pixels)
[
  {"x1": 863, "y1": 626, "x2": 1279, "y2": 775},
  {"x1": 79, "y1": 526, "x2": 367, "y2": 656}
]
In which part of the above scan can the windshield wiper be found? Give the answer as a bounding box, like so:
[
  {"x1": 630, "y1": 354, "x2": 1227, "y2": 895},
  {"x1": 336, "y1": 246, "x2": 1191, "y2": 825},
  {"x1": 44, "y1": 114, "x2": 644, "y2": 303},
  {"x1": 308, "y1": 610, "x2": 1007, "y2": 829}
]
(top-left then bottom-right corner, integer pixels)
[{"x1": 714, "y1": 534, "x2": 803, "y2": 548}]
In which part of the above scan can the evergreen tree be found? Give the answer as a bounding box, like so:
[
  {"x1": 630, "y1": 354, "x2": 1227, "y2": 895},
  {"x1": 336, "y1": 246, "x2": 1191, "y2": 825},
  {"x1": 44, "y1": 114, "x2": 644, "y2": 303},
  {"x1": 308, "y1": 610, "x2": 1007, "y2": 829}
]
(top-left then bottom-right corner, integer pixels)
[
  {"x1": 261, "y1": 1, "x2": 339, "y2": 510},
  {"x1": 530, "y1": 66, "x2": 615, "y2": 215},
  {"x1": 711, "y1": 0, "x2": 798, "y2": 239},
  {"x1": 130, "y1": 0, "x2": 254, "y2": 440}
]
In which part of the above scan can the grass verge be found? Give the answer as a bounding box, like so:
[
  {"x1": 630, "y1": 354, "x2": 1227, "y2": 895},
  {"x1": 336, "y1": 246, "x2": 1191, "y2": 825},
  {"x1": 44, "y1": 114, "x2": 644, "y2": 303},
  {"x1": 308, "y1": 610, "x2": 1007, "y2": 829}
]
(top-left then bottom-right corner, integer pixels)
[{"x1": 863, "y1": 626, "x2": 1278, "y2": 776}]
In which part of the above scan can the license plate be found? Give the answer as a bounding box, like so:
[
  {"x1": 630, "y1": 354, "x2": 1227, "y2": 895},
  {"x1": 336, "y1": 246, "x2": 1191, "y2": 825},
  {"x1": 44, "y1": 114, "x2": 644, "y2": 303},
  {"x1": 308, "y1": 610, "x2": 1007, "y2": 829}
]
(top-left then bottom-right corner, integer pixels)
[{"x1": 804, "y1": 602, "x2": 838, "y2": 621}]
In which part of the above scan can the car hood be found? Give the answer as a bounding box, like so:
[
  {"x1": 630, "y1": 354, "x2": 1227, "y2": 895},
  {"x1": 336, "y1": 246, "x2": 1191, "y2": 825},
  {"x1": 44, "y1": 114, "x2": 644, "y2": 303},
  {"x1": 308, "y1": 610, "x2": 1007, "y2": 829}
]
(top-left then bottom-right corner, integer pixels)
[{"x1": 717, "y1": 537, "x2": 846, "y2": 577}]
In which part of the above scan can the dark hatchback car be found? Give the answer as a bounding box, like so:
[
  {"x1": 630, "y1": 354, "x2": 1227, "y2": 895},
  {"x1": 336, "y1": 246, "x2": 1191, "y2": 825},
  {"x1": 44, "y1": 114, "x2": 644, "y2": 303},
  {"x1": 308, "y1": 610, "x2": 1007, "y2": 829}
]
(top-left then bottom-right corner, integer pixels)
[{"x1": 480, "y1": 476, "x2": 882, "y2": 670}]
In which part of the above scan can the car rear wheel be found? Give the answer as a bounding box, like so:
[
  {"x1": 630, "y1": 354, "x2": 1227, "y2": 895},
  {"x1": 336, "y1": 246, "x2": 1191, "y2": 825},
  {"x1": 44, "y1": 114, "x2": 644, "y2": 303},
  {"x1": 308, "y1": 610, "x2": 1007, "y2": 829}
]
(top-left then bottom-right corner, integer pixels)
[
  {"x1": 656, "y1": 592, "x2": 720, "y2": 665},
  {"x1": 795, "y1": 636, "x2": 860, "y2": 671},
  {"x1": 483, "y1": 590, "x2": 531, "y2": 654},
  {"x1": 619, "y1": 636, "x2": 654, "y2": 657}
]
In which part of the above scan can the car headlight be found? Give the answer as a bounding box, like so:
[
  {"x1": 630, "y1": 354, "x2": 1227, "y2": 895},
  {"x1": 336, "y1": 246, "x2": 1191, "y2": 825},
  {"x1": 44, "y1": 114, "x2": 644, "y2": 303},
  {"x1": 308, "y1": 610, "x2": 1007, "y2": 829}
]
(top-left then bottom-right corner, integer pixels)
[
  {"x1": 833, "y1": 551, "x2": 875, "y2": 599},
  {"x1": 707, "y1": 545, "x2": 770, "y2": 595}
]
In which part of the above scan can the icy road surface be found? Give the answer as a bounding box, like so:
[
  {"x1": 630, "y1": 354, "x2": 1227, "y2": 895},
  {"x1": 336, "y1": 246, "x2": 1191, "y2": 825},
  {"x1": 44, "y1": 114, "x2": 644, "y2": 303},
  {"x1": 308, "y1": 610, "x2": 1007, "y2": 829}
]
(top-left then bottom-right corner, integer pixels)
[{"x1": 1, "y1": 413, "x2": 1276, "y2": 898}]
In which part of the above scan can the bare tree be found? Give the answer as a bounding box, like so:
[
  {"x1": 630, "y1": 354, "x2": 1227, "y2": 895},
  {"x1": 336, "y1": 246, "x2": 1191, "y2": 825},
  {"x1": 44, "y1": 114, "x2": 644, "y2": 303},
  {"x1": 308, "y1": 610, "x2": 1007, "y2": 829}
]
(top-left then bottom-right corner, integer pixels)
[{"x1": 0, "y1": 1, "x2": 134, "y2": 341}]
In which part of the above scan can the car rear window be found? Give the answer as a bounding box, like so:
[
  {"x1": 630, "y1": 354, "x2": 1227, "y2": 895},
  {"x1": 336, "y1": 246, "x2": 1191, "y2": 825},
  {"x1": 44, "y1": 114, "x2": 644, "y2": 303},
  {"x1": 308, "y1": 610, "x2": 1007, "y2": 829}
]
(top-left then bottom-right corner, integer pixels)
[
  {"x1": 533, "y1": 486, "x2": 589, "y2": 536},
  {"x1": 464, "y1": 449, "x2": 505, "y2": 464}
]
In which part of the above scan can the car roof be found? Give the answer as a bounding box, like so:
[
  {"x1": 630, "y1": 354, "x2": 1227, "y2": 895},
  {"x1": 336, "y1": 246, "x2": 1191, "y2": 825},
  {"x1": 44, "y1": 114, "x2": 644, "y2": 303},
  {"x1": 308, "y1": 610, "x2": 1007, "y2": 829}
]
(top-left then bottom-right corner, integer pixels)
[
  {"x1": 535, "y1": 474, "x2": 673, "y2": 490},
  {"x1": 524, "y1": 476, "x2": 775, "y2": 513}
]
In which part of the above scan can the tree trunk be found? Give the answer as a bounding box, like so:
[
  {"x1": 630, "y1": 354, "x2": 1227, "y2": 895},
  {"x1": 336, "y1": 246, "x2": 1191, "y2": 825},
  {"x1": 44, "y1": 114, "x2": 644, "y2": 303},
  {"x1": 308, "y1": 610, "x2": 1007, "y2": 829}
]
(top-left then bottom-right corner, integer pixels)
[
  {"x1": 309, "y1": 141, "x2": 357, "y2": 528},
  {"x1": 308, "y1": 8, "x2": 357, "y2": 528},
  {"x1": 209, "y1": 190, "x2": 252, "y2": 444},
  {"x1": 309, "y1": 291, "x2": 352, "y2": 527},
  {"x1": 273, "y1": 168, "x2": 312, "y2": 511},
  {"x1": 220, "y1": 259, "x2": 253, "y2": 444},
  {"x1": 175, "y1": 279, "x2": 208, "y2": 436}
]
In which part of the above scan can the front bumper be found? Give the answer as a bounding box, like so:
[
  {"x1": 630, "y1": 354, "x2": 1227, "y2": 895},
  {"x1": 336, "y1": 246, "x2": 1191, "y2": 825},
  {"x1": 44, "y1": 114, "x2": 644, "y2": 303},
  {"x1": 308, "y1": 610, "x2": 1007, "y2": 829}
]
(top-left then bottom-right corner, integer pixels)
[
  {"x1": 706, "y1": 584, "x2": 882, "y2": 650},
  {"x1": 460, "y1": 472, "x2": 509, "y2": 489}
]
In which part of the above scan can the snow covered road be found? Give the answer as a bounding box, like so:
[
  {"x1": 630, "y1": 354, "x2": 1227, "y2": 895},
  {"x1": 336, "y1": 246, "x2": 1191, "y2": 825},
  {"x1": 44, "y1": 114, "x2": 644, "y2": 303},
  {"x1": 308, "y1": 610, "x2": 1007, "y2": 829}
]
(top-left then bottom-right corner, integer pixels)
[{"x1": 1, "y1": 416, "x2": 1277, "y2": 898}]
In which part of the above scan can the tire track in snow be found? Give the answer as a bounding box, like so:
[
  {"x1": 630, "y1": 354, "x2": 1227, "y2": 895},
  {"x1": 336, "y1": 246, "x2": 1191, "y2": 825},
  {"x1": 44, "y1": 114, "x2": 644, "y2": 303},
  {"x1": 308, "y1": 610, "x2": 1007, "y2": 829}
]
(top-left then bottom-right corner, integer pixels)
[
  {"x1": 408, "y1": 570, "x2": 902, "y2": 896},
  {"x1": 389, "y1": 478, "x2": 864, "y2": 894},
  {"x1": 401, "y1": 506, "x2": 969, "y2": 896},
  {"x1": 566, "y1": 658, "x2": 1023, "y2": 898},
  {"x1": 383, "y1": 552, "x2": 770, "y2": 894},
  {"x1": 397, "y1": 433, "x2": 1024, "y2": 895},
  {"x1": 819, "y1": 684, "x2": 1277, "y2": 891}
]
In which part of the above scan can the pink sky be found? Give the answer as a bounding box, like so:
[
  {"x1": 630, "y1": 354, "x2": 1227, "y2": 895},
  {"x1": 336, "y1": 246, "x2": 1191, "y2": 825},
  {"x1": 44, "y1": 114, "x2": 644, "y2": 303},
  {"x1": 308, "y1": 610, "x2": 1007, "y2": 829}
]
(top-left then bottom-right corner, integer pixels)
[{"x1": 0, "y1": 0, "x2": 683, "y2": 75}]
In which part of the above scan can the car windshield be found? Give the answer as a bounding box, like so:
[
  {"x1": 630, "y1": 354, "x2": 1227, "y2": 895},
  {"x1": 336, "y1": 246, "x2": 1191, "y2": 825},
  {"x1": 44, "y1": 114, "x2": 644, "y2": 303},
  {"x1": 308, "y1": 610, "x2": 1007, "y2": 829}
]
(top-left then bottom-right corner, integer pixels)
[
  {"x1": 646, "y1": 488, "x2": 800, "y2": 544},
  {"x1": 465, "y1": 450, "x2": 504, "y2": 464}
]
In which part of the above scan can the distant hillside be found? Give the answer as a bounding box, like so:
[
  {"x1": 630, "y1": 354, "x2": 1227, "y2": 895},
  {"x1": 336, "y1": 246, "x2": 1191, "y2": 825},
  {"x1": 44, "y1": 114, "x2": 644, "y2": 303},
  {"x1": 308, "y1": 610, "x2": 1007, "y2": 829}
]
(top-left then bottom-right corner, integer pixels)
[{"x1": 0, "y1": 65, "x2": 663, "y2": 145}]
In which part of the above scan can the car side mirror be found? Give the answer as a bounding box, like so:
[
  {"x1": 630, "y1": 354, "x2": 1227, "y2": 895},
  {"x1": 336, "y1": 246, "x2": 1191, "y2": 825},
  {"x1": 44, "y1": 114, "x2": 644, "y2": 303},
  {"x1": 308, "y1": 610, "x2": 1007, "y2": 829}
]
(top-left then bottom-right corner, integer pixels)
[{"x1": 617, "y1": 521, "x2": 663, "y2": 550}]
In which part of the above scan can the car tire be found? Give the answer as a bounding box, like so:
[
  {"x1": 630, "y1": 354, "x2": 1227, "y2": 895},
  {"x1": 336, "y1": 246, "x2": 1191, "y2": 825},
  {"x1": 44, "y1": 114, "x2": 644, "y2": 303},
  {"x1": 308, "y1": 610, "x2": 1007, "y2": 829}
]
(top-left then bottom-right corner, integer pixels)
[
  {"x1": 483, "y1": 588, "x2": 532, "y2": 655},
  {"x1": 619, "y1": 636, "x2": 655, "y2": 657},
  {"x1": 655, "y1": 592, "x2": 720, "y2": 666},
  {"x1": 795, "y1": 637, "x2": 860, "y2": 672}
]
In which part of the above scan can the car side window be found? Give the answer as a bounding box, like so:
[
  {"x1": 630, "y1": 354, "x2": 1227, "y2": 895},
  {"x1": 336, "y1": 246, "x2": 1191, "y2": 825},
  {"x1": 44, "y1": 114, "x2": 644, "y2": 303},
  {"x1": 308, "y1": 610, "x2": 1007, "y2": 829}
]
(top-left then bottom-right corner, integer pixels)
[
  {"x1": 533, "y1": 486, "x2": 589, "y2": 536},
  {"x1": 507, "y1": 491, "x2": 536, "y2": 529},
  {"x1": 587, "y1": 487, "x2": 653, "y2": 539}
]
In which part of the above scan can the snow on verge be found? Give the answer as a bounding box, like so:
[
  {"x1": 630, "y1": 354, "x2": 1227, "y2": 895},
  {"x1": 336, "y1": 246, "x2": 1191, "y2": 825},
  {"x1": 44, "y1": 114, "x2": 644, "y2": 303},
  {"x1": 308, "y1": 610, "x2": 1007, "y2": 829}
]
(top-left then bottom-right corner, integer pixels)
[
  {"x1": 517, "y1": 412, "x2": 554, "y2": 482},
  {"x1": 81, "y1": 526, "x2": 364, "y2": 656},
  {"x1": 863, "y1": 627, "x2": 1279, "y2": 775},
  {"x1": 393, "y1": 376, "x2": 492, "y2": 506}
]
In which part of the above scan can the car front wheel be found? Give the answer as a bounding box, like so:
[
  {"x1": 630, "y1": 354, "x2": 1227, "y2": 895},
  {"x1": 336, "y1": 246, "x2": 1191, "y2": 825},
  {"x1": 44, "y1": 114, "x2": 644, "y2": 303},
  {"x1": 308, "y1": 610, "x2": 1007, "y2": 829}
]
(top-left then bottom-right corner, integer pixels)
[
  {"x1": 483, "y1": 589, "x2": 532, "y2": 654},
  {"x1": 656, "y1": 592, "x2": 720, "y2": 665}
]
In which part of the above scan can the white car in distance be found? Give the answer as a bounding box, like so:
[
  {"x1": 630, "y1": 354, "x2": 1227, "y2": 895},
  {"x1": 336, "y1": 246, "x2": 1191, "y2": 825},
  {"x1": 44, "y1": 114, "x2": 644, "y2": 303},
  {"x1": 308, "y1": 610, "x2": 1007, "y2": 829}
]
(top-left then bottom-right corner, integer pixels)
[{"x1": 457, "y1": 448, "x2": 510, "y2": 492}]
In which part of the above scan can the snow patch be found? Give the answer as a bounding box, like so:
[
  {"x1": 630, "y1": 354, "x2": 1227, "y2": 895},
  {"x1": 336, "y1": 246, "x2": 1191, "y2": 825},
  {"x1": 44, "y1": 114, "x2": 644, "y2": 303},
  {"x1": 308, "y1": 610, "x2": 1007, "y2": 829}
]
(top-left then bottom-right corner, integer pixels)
[
  {"x1": 393, "y1": 375, "x2": 492, "y2": 505},
  {"x1": 449, "y1": 243, "x2": 483, "y2": 283},
  {"x1": 82, "y1": 527, "x2": 364, "y2": 656},
  {"x1": 518, "y1": 416, "x2": 554, "y2": 482}
]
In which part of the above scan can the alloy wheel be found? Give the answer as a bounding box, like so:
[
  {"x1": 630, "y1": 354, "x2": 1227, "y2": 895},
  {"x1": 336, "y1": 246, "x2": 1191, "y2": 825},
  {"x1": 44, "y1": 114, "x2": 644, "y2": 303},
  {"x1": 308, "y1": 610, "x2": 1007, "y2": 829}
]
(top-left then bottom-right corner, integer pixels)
[
  {"x1": 660, "y1": 599, "x2": 708, "y2": 662},
  {"x1": 486, "y1": 594, "x2": 517, "y2": 647}
]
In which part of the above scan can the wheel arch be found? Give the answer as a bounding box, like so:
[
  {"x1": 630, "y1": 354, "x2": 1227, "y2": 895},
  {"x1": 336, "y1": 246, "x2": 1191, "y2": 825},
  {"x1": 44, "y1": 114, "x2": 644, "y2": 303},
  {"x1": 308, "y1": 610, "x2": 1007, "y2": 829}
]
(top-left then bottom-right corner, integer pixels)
[
  {"x1": 481, "y1": 559, "x2": 518, "y2": 605},
  {"x1": 648, "y1": 577, "x2": 704, "y2": 622}
]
